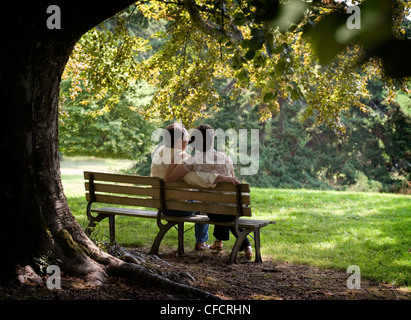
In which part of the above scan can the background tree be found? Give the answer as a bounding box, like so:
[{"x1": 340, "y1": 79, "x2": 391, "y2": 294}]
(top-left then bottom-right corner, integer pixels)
[
  {"x1": 191, "y1": 75, "x2": 410, "y2": 192},
  {"x1": 59, "y1": 80, "x2": 156, "y2": 161}
]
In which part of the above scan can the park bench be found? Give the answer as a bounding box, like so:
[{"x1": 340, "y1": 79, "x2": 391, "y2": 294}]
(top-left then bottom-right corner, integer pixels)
[{"x1": 84, "y1": 171, "x2": 275, "y2": 264}]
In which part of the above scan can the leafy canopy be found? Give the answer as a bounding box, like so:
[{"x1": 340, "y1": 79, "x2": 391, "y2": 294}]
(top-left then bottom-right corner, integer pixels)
[{"x1": 61, "y1": 0, "x2": 410, "y2": 131}]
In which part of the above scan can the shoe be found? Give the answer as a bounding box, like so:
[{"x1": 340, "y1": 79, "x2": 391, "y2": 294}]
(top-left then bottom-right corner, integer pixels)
[
  {"x1": 195, "y1": 242, "x2": 210, "y2": 251},
  {"x1": 210, "y1": 240, "x2": 223, "y2": 251},
  {"x1": 244, "y1": 246, "x2": 253, "y2": 260}
]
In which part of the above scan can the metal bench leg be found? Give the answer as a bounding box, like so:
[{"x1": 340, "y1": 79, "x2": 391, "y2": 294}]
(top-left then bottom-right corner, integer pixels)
[
  {"x1": 254, "y1": 228, "x2": 263, "y2": 263},
  {"x1": 177, "y1": 222, "x2": 185, "y2": 255},
  {"x1": 228, "y1": 230, "x2": 251, "y2": 264},
  {"x1": 149, "y1": 221, "x2": 176, "y2": 255},
  {"x1": 108, "y1": 215, "x2": 116, "y2": 244},
  {"x1": 85, "y1": 214, "x2": 109, "y2": 237}
]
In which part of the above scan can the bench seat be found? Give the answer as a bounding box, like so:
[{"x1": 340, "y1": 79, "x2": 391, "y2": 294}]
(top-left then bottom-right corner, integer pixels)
[{"x1": 92, "y1": 207, "x2": 275, "y2": 229}]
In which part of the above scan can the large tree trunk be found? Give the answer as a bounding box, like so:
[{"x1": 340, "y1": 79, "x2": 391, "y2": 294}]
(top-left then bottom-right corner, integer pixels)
[
  {"x1": 0, "y1": 0, "x2": 132, "y2": 280},
  {"x1": 0, "y1": 1, "x2": 216, "y2": 299}
]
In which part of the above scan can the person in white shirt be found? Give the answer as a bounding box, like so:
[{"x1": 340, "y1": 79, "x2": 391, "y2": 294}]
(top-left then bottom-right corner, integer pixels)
[
  {"x1": 150, "y1": 123, "x2": 239, "y2": 251},
  {"x1": 164, "y1": 124, "x2": 252, "y2": 260}
]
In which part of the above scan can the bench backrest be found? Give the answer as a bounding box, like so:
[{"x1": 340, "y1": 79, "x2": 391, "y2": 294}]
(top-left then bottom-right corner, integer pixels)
[{"x1": 84, "y1": 171, "x2": 251, "y2": 217}]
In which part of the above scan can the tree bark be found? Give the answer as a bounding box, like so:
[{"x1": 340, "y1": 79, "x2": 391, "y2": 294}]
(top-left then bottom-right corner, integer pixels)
[
  {"x1": 0, "y1": 1, "x2": 218, "y2": 299},
  {"x1": 0, "y1": 0, "x2": 131, "y2": 280}
]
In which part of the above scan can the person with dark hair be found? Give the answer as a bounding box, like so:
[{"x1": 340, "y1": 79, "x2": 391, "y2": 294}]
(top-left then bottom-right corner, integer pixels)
[
  {"x1": 152, "y1": 124, "x2": 219, "y2": 185},
  {"x1": 164, "y1": 124, "x2": 253, "y2": 260},
  {"x1": 151, "y1": 123, "x2": 211, "y2": 250}
]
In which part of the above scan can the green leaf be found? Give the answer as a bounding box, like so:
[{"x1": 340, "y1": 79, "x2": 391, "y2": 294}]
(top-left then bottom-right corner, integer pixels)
[
  {"x1": 264, "y1": 32, "x2": 275, "y2": 56},
  {"x1": 306, "y1": 0, "x2": 404, "y2": 71},
  {"x1": 304, "y1": 12, "x2": 347, "y2": 64},
  {"x1": 274, "y1": 58, "x2": 286, "y2": 76},
  {"x1": 233, "y1": 12, "x2": 245, "y2": 20},
  {"x1": 271, "y1": 43, "x2": 284, "y2": 54},
  {"x1": 233, "y1": 18, "x2": 246, "y2": 26},
  {"x1": 231, "y1": 50, "x2": 243, "y2": 70},
  {"x1": 245, "y1": 49, "x2": 256, "y2": 60},
  {"x1": 253, "y1": 53, "x2": 266, "y2": 68},
  {"x1": 249, "y1": 28, "x2": 265, "y2": 50},
  {"x1": 291, "y1": 89, "x2": 300, "y2": 101},
  {"x1": 273, "y1": 0, "x2": 310, "y2": 33},
  {"x1": 263, "y1": 91, "x2": 277, "y2": 103},
  {"x1": 237, "y1": 68, "x2": 249, "y2": 83}
]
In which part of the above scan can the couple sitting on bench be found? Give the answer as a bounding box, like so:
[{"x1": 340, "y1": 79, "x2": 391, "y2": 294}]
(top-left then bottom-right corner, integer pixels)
[{"x1": 150, "y1": 123, "x2": 253, "y2": 260}]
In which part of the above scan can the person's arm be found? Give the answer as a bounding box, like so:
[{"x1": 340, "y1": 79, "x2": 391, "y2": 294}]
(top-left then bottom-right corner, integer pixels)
[
  {"x1": 164, "y1": 153, "x2": 192, "y2": 183},
  {"x1": 164, "y1": 154, "x2": 240, "y2": 186},
  {"x1": 215, "y1": 175, "x2": 241, "y2": 185},
  {"x1": 216, "y1": 155, "x2": 240, "y2": 185},
  {"x1": 183, "y1": 171, "x2": 240, "y2": 186},
  {"x1": 164, "y1": 163, "x2": 189, "y2": 183},
  {"x1": 166, "y1": 167, "x2": 240, "y2": 186}
]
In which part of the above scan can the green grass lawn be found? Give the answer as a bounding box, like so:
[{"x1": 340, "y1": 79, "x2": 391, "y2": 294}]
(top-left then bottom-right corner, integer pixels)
[
  {"x1": 61, "y1": 157, "x2": 411, "y2": 289},
  {"x1": 60, "y1": 156, "x2": 134, "y2": 195}
]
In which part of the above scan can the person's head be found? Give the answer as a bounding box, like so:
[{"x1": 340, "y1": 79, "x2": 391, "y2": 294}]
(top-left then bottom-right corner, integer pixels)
[
  {"x1": 165, "y1": 123, "x2": 189, "y2": 150},
  {"x1": 189, "y1": 124, "x2": 214, "y2": 152}
]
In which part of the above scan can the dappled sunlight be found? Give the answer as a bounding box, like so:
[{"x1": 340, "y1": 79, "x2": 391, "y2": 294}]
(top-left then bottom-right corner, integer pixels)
[
  {"x1": 311, "y1": 242, "x2": 337, "y2": 251},
  {"x1": 60, "y1": 157, "x2": 134, "y2": 176},
  {"x1": 60, "y1": 157, "x2": 135, "y2": 196}
]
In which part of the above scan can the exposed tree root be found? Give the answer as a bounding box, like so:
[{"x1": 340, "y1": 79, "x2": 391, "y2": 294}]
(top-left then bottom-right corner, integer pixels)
[
  {"x1": 79, "y1": 234, "x2": 219, "y2": 299},
  {"x1": 89, "y1": 243, "x2": 220, "y2": 300},
  {"x1": 106, "y1": 258, "x2": 220, "y2": 300},
  {"x1": 15, "y1": 265, "x2": 43, "y2": 286},
  {"x1": 13, "y1": 239, "x2": 220, "y2": 300}
]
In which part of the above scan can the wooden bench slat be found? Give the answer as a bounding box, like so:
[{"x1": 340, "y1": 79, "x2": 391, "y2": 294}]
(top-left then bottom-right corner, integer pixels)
[
  {"x1": 161, "y1": 215, "x2": 272, "y2": 228},
  {"x1": 86, "y1": 194, "x2": 251, "y2": 215},
  {"x1": 85, "y1": 182, "x2": 160, "y2": 198},
  {"x1": 165, "y1": 200, "x2": 252, "y2": 216},
  {"x1": 165, "y1": 180, "x2": 250, "y2": 193},
  {"x1": 86, "y1": 193, "x2": 160, "y2": 209},
  {"x1": 86, "y1": 192, "x2": 251, "y2": 216},
  {"x1": 165, "y1": 189, "x2": 250, "y2": 205},
  {"x1": 84, "y1": 172, "x2": 250, "y2": 193},
  {"x1": 92, "y1": 207, "x2": 158, "y2": 218},
  {"x1": 84, "y1": 171, "x2": 161, "y2": 187},
  {"x1": 91, "y1": 207, "x2": 273, "y2": 228}
]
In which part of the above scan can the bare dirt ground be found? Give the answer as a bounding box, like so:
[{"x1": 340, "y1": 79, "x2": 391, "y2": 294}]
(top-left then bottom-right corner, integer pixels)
[{"x1": 0, "y1": 246, "x2": 409, "y2": 301}]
